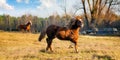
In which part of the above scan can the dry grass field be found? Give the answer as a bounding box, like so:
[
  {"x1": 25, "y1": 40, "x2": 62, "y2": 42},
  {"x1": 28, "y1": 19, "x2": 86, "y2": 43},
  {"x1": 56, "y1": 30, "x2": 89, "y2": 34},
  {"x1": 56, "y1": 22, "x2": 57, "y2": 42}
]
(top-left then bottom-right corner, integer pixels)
[{"x1": 0, "y1": 31, "x2": 120, "y2": 60}]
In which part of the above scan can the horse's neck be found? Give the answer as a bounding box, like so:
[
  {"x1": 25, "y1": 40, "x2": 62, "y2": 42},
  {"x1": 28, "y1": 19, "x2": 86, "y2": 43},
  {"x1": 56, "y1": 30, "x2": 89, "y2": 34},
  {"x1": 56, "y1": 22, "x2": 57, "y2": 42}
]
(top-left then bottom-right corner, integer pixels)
[{"x1": 71, "y1": 27, "x2": 80, "y2": 34}]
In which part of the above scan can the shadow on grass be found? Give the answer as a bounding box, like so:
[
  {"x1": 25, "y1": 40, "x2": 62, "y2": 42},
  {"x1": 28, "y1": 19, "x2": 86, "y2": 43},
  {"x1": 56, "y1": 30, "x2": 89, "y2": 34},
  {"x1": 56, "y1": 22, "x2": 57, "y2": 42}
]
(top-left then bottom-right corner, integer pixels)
[
  {"x1": 39, "y1": 49, "x2": 46, "y2": 53},
  {"x1": 92, "y1": 54, "x2": 115, "y2": 60},
  {"x1": 39, "y1": 49, "x2": 55, "y2": 54},
  {"x1": 88, "y1": 34, "x2": 120, "y2": 37},
  {"x1": 81, "y1": 50, "x2": 97, "y2": 53}
]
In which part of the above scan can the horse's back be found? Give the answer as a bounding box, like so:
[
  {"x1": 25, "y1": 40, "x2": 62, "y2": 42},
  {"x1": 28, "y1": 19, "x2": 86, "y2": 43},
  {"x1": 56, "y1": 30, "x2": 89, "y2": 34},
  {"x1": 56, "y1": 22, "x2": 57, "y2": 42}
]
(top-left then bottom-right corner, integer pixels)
[
  {"x1": 47, "y1": 25, "x2": 60, "y2": 31},
  {"x1": 46, "y1": 25, "x2": 60, "y2": 38},
  {"x1": 18, "y1": 25, "x2": 26, "y2": 29}
]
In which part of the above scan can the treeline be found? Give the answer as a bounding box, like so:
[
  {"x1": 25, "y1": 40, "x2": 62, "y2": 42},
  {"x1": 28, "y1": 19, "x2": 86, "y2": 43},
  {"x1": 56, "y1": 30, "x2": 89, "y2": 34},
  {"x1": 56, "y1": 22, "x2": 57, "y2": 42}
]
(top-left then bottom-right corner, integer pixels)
[
  {"x1": 0, "y1": 14, "x2": 72, "y2": 32},
  {"x1": 0, "y1": 13, "x2": 120, "y2": 33},
  {"x1": 0, "y1": 14, "x2": 43, "y2": 32},
  {"x1": 1, "y1": 0, "x2": 120, "y2": 33}
]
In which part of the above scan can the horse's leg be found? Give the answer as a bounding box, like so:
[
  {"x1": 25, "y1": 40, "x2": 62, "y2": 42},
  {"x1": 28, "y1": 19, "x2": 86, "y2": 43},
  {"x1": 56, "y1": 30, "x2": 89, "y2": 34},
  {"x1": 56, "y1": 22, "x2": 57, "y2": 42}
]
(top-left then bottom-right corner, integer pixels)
[
  {"x1": 74, "y1": 42, "x2": 78, "y2": 53},
  {"x1": 22, "y1": 29, "x2": 25, "y2": 33},
  {"x1": 46, "y1": 38, "x2": 53, "y2": 52},
  {"x1": 27, "y1": 29, "x2": 30, "y2": 33},
  {"x1": 71, "y1": 40, "x2": 78, "y2": 53},
  {"x1": 70, "y1": 40, "x2": 78, "y2": 53}
]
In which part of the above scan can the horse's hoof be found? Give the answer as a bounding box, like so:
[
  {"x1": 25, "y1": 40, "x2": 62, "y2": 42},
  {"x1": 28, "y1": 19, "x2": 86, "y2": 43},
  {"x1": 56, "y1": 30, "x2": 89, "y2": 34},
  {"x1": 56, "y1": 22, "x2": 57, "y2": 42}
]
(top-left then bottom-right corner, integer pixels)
[{"x1": 75, "y1": 50, "x2": 79, "y2": 53}]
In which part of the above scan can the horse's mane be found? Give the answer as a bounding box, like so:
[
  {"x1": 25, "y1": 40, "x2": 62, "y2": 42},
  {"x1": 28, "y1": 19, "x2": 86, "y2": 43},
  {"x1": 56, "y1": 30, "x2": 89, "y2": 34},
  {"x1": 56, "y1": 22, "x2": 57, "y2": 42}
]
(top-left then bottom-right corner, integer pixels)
[
  {"x1": 67, "y1": 16, "x2": 82, "y2": 29},
  {"x1": 25, "y1": 21, "x2": 32, "y2": 26}
]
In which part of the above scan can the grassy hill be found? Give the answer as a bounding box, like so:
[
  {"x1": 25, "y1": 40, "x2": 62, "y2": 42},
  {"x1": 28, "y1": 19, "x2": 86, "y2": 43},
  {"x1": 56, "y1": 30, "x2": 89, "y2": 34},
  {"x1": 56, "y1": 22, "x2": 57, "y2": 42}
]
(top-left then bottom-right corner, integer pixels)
[{"x1": 0, "y1": 31, "x2": 120, "y2": 60}]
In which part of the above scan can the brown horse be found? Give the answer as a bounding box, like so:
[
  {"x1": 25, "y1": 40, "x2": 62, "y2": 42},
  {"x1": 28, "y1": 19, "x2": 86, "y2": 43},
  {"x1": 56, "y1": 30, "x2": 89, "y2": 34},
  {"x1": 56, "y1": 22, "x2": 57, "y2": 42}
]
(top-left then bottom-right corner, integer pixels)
[
  {"x1": 38, "y1": 16, "x2": 84, "y2": 53},
  {"x1": 18, "y1": 21, "x2": 32, "y2": 32}
]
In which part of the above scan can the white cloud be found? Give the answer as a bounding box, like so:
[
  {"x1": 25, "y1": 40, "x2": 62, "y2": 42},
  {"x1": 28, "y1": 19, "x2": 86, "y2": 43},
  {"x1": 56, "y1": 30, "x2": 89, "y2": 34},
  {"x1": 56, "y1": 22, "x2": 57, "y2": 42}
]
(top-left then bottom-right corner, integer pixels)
[
  {"x1": 36, "y1": 0, "x2": 62, "y2": 17},
  {"x1": 16, "y1": 0, "x2": 21, "y2": 3},
  {"x1": 37, "y1": 0, "x2": 57, "y2": 10},
  {"x1": 25, "y1": 0, "x2": 29, "y2": 4},
  {"x1": 0, "y1": 0, "x2": 82, "y2": 17},
  {"x1": 0, "y1": 0, "x2": 14, "y2": 10},
  {"x1": 36, "y1": 0, "x2": 80, "y2": 17},
  {"x1": 16, "y1": 0, "x2": 29, "y2": 4}
]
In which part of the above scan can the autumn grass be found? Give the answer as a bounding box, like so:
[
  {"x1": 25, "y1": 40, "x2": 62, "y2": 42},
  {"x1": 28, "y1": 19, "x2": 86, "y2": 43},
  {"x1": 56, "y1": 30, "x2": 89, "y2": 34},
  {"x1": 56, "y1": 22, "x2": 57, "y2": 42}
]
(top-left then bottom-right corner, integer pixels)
[{"x1": 0, "y1": 31, "x2": 120, "y2": 60}]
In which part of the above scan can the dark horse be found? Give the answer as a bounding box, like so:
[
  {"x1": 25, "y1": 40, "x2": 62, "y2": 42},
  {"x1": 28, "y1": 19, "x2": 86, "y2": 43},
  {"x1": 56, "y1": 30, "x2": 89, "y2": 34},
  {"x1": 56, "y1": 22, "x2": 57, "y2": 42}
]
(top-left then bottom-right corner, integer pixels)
[
  {"x1": 38, "y1": 16, "x2": 83, "y2": 53},
  {"x1": 18, "y1": 21, "x2": 32, "y2": 32}
]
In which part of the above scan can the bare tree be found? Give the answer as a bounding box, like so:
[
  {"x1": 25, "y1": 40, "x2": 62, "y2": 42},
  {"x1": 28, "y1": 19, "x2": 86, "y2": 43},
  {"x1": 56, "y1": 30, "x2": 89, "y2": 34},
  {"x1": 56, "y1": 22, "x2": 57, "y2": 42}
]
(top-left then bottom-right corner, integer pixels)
[
  {"x1": 79, "y1": 0, "x2": 120, "y2": 29},
  {"x1": 60, "y1": 0, "x2": 72, "y2": 27},
  {"x1": 61, "y1": 0, "x2": 68, "y2": 20},
  {"x1": 81, "y1": 0, "x2": 89, "y2": 29},
  {"x1": 72, "y1": 2, "x2": 83, "y2": 16}
]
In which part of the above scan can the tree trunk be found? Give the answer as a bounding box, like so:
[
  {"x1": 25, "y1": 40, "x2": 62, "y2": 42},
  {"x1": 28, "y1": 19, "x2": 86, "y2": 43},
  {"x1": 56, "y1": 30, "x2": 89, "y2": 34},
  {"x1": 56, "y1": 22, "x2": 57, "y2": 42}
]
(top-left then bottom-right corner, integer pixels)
[{"x1": 81, "y1": 0, "x2": 89, "y2": 29}]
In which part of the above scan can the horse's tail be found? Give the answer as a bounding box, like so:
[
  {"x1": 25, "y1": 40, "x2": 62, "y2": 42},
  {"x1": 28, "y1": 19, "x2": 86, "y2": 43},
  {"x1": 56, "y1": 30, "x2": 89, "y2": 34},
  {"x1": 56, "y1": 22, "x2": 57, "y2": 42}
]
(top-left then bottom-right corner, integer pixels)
[{"x1": 38, "y1": 29, "x2": 46, "y2": 41}]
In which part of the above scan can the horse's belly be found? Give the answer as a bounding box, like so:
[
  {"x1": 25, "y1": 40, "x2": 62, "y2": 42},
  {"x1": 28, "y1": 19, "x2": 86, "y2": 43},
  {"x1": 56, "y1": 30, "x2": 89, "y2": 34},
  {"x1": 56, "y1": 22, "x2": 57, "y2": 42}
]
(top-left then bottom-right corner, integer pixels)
[
  {"x1": 56, "y1": 31, "x2": 67, "y2": 40},
  {"x1": 56, "y1": 31, "x2": 72, "y2": 40}
]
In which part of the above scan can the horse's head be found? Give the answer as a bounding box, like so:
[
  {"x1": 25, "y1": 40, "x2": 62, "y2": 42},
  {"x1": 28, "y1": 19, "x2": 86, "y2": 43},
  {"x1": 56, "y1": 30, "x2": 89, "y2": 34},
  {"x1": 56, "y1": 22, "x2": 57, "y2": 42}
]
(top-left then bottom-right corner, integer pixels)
[
  {"x1": 26, "y1": 21, "x2": 32, "y2": 26},
  {"x1": 69, "y1": 16, "x2": 84, "y2": 29},
  {"x1": 75, "y1": 16, "x2": 84, "y2": 28}
]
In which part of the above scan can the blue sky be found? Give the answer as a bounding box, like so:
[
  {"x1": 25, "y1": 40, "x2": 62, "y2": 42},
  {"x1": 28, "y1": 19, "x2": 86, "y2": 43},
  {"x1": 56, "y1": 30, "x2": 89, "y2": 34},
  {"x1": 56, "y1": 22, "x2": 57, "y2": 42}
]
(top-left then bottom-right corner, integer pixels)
[{"x1": 0, "y1": 0, "x2": 82, "y2": 17}]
